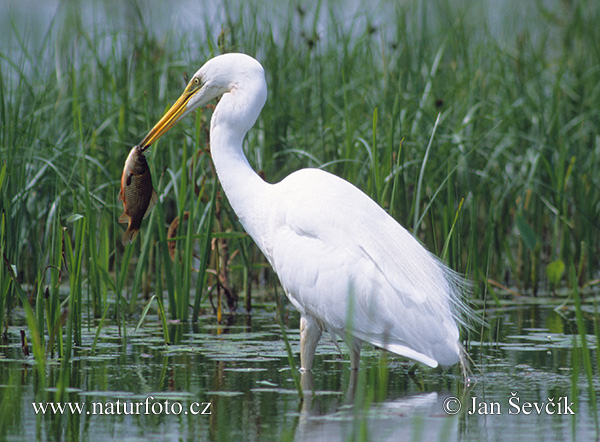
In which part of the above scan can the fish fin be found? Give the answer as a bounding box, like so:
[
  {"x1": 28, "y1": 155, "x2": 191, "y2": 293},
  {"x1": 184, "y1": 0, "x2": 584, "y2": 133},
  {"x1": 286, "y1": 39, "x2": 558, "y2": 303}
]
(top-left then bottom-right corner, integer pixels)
[
  {"x1": 122, "y1": 227, "x2": 139, "y2": 245},
  {"x1": 118, "y1": 212, "x2": 129, "y2": 224},
  {"x1": 143, "y1": 189, "x2": 159, "y2": 219}
]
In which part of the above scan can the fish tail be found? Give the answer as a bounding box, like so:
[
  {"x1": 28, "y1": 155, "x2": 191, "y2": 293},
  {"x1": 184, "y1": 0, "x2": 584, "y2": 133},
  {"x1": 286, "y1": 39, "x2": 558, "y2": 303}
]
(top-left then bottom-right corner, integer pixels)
[{"x1": 122, "y1": 227, "x2": 139, "y2": 245}]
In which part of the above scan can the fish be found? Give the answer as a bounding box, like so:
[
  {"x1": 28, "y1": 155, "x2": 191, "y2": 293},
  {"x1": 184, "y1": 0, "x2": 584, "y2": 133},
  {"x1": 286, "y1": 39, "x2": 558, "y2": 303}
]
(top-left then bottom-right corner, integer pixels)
[{"x1": 119, "y1": 145, "x2": 158, "y2": 245}]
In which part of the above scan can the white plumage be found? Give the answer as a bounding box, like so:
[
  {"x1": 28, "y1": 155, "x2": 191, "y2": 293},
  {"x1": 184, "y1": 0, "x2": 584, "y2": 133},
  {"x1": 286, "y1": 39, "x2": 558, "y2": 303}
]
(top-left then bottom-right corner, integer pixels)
[{"x1": 139, "y1": 53, "x2": 471, "y2": 372}]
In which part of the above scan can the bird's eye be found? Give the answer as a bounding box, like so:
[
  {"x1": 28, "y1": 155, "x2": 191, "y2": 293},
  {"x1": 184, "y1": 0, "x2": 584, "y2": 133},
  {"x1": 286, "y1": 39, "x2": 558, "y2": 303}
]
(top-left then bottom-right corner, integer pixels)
[{"x1": 193, "y1": 77, "x2": 201, "y2": 86}]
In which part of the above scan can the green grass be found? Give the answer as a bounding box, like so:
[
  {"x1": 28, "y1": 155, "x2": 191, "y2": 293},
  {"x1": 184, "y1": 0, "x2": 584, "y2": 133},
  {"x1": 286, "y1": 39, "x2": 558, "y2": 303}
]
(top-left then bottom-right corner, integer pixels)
[{"x1": 0, "y1": 0, "x2": 599, "y2": 392}]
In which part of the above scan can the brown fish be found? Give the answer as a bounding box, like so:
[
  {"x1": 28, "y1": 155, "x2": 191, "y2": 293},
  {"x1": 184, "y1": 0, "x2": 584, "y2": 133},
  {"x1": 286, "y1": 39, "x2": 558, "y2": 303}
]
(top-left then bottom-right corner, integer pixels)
[{"x1": 119, "y1": 145, "x2": 158, "y2": 245}]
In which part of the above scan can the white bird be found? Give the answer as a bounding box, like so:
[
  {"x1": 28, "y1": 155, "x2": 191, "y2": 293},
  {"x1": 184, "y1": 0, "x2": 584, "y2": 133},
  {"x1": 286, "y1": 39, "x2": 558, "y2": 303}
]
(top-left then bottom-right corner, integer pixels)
[{"x1": 138, "y1": 53, "x2": 471, "y2": 372}]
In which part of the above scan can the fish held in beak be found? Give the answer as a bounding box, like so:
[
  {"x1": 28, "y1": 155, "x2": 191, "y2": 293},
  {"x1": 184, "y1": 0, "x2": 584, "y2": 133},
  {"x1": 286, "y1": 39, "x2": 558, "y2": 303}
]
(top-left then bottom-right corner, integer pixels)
[{"x1": 119, "y1": 145, "x2": 158, "y2": 245}]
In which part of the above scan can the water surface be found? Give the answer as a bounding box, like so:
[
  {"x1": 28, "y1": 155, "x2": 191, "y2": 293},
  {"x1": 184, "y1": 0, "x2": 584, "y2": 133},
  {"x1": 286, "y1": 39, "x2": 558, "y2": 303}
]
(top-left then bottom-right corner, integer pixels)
[{"x1": 1, "y1": 304, "x2": 598, "y2": 441}]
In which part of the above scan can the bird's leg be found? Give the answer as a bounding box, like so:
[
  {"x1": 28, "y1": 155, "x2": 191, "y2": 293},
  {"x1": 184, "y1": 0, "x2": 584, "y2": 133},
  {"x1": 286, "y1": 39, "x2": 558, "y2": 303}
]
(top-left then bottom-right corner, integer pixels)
[
  {"x1": 345, "y1": 368, "x2": 358, "y2": 403},
  {"x1": 300, "y1": 370, "x2": 314, "y2": 394},
  {"x1": 299, "y1": 315, "x2": 322, "y2": 371},
  {"x1": 350, "y1": 342, "x2": 361, "y2": 371},
  {"x1": 344, "y1": 342, "x2": 361, "y2": 403}
]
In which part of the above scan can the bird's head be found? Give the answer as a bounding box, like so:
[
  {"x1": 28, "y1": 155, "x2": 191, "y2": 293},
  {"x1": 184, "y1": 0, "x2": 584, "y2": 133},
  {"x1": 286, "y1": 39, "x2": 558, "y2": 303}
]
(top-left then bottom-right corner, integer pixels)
[{"x1": 139, "y1": 53, "x2": 266, "y2": 149}]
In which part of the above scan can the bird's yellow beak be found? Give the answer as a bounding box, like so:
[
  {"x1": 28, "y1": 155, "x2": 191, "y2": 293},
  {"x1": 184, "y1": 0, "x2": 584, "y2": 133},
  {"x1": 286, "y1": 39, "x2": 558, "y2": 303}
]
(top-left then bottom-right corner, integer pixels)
[{"x1": 138, "y1": 79, "x2": 202, "y2": 149}]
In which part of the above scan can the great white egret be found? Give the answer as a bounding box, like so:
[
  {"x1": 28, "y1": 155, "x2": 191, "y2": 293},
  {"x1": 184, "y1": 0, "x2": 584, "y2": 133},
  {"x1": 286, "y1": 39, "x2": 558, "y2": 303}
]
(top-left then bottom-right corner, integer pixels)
[{"x1": 137, "y1": 53, "x2": 472, "y2": 372}]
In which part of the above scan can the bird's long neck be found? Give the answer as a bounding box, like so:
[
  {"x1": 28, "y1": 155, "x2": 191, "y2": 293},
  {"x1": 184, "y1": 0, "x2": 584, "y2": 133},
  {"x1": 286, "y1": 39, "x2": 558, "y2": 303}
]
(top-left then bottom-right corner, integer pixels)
[{"x1": 209, "y1": 93, "x2": 271, "y2": 253}]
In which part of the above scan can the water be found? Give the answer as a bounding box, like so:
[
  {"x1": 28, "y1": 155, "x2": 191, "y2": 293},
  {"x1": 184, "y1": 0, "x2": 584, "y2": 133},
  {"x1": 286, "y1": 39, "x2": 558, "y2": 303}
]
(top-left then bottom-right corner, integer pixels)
[{"x1": 1, "y1": 304, "x2": 598, "y2": 441}]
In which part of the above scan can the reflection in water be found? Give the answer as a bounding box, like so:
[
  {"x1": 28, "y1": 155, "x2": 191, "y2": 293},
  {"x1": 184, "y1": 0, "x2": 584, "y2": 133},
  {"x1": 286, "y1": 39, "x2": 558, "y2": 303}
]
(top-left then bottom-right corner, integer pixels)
[{"x1": 294, "y1": 389, "x2": 457, "y2": 442}]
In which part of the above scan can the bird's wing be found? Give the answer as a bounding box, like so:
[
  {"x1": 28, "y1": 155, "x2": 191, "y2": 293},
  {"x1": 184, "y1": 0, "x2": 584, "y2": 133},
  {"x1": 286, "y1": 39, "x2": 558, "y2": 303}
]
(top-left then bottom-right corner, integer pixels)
[{"x1": 267, "y1": 169, "x2": 462, "y2": 367}]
